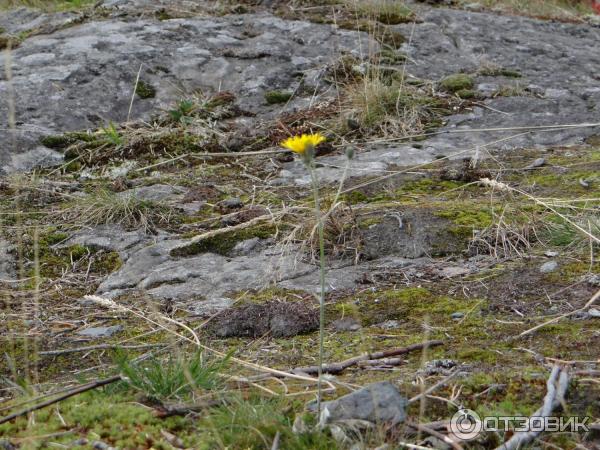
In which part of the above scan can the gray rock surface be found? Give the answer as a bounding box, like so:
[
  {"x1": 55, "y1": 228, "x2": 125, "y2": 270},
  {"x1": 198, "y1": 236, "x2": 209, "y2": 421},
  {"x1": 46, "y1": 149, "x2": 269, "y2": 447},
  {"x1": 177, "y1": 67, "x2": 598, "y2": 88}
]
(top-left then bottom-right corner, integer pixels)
[
  {"x1": 318, "y1": 381, "x2": 408, "y2": 426},
  {"x1": 0, "y1": 12, "x2": 368, "y2": 174},
  {"x1": 77, "y1": 324, "x2": 123, "y2": 338},
  {"x1": 276, "y1": 8, "x2": 600, "y2": 183},
  {"x1": 540, "y1": 260, "x2": 559, "y2": 273},
  {"x1": 62, "y1": 225, "x2": 153, "y2": 262},
  {"x1": 2, "y1": 6, "x2": 599, "y2": 176},
  {"x1": 96, "y1": 239, "x2": 317, "y2": 312}
]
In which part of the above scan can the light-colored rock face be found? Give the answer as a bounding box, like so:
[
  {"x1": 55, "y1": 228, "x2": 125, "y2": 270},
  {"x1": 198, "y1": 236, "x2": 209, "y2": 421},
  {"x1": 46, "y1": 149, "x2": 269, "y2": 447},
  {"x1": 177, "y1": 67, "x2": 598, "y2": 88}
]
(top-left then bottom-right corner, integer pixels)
[
  {"x1": 2, "y1": 6, "x2": 600, "y2": 176},
  {"x1": 276, "y1": 8, "x2": 600, "y2": 184},
  {"x1": 1, "y1": 3, "x2": 599, "y2": 314},
  {"x1": 0, "y1": 11, "x2": 370, "y2": 174}
]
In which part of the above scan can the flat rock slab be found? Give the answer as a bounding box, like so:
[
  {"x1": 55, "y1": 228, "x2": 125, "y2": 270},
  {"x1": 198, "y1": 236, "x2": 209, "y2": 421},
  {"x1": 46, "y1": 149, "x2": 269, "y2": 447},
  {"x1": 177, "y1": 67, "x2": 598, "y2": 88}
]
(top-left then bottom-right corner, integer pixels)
[
  {"x1": 77, "y1": 324, "x2": 123, "y2": 338},
  {"x1": 277, "y1": 7, "x2": 600, "y2": 184},
  {"x1": 0, "y1": 13, "x2": 367, "y2": 174},
  {"x1": 96, "y1": 239, "x2": 317, "y2": 312}
]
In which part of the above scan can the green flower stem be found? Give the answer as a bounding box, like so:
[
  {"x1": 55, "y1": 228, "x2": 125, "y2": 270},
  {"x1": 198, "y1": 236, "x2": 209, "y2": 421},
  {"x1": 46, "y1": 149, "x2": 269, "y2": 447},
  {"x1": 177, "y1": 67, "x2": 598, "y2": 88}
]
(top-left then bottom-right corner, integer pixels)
[{"x1": 308, "y1": 157, "x2": 327, "y2": 418}]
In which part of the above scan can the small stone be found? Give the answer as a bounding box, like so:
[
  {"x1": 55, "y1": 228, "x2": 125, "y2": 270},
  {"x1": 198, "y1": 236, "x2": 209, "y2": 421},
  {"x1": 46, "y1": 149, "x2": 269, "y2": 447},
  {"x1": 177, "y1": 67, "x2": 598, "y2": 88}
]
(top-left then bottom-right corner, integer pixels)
[
  {"x1": 316, "y1": 381, "x2": 408, "y2": 426},
  {"x1": 539, "y1": 260, "x2": 559, "y2": 273},
  {"x1": 439, "y1": 266, "x2": 470, "y2": 278},
  {"x1": 332, "y1": 317, "x2": 362, "y2": 332},
  {"x1": 77, "y1": 325, "x2": 123, "y2": 338},
  {"x1": 423, "y1": 359, "x2": 457, "y2": 375},
  {"x1": 585, "y1": 274, "x2": 600, "y2": 287},
  {"x1": 0, "y1": 440, "x2": 16, "y2": 450},
  {"x1": 524, "y1": 157, "x2": 546, "y2": 170},
  {"x1": 588, "y1": 308, "x2": 600, "y2": 318},
  {"x1": 231, "y1": 237, "x2": 260, "y2": 256},
  {"x1": 544, "y1": 251, "x2": 559, "y2": 257},
  {"x1": 216, "y1": 197, "x2": 243, "y2": 213},
  {"x1": 451, "y1": 312, "x2": 465, "y2": 320},
  {"x1": 375, "y1": 320, "x2": 401, "y2": 330}
]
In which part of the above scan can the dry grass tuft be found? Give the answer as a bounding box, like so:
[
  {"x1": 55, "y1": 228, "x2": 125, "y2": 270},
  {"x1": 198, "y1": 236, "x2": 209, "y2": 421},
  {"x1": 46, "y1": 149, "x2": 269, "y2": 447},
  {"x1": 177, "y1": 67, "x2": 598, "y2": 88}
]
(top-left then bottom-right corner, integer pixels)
[{"x1": 57, "y1": 189, "x2": 178, "y2": 232}]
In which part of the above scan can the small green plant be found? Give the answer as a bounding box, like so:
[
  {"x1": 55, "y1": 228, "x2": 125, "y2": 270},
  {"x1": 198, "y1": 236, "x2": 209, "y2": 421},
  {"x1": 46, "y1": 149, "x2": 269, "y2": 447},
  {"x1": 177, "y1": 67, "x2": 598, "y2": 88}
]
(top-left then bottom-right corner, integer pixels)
[
  {"x1": 116, "y1": 350, "x2": 228, "y2": 401},
  {"x1": 168, "y1": 99, "x2": 196, "y2": 124},
  {"x1": 101, "y1": 121, "x2": 123, "y2": 146}
]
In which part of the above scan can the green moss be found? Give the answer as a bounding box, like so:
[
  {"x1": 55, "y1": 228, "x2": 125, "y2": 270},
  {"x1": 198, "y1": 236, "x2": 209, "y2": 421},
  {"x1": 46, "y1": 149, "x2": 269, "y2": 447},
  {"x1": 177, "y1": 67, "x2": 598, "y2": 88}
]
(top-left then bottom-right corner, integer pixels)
[
  {"x1": 456, "y1": 88, "x2": 477, "y2": 99},
  {"x1": 479, "y1": 67, "x2": 522, "y2": 78},
  {"x1": 342, "y1": 190, "x2": 369, "y2": 204},
  {"x1": 92, "y1": 251, "x2": 123, "y2": 274},
  {"x1": 171, "y1": 224, "x2": 275, "y2": 257},
  {"x1": 435, "y1": 205, "x2": 493, "y2": 237},
  {"x1": 440, "y1": 73, "x2": 474, "y2": 93},
  {"x1": 135, "y1": 80, "x2": 156, "y2": 99},
  {"x1": 348, "y1": 287, "x2": 483, "y2": 326},
  {"x1": 40, "y1": 131, "x2": 98, "y2": 150},
  {"x1": 264, "y1": 90, "x2": 293, "y2": 104}
]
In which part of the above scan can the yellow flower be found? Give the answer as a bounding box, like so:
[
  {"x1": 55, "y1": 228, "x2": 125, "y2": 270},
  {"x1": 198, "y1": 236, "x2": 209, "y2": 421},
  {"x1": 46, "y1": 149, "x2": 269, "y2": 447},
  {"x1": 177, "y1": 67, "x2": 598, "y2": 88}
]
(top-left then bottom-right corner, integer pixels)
[{"x1": 280, "y1": 133, "x2": 326, "y2": 154}]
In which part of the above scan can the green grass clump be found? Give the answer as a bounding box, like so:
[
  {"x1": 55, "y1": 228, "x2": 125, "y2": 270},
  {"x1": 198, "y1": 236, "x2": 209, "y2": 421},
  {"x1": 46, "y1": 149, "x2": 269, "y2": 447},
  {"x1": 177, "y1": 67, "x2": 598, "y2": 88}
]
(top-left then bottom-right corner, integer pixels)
[
  {"x1": 348, "y1": 75, "x2": 448, "y2": 134},
  {"x1": 0, "y1": 0, "x2": 95, "y2": 11},
  {"x1": 440, "y1": 73, "x2": 474, "y2": 93},
  {"x1": 116, "y1": 350, "x2": 228, "y2": 401},
  {"x1": 349, "y1": 0, "x2": 415, "y2": 24},
  {"x1": 264, "y1": 90, "x2": 293, "y2": 104}
]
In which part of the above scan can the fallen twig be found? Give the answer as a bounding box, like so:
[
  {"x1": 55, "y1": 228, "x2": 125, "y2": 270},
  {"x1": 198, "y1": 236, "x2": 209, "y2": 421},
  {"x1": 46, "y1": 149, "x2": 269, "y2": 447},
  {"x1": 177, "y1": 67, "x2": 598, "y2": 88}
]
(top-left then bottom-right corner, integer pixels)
[
  {"x1": 409, "y1": 369, "x2": 460, "y2": 404},
  {"x1": 406, "y1": 420, "x2": 463, "y2": 450},
  {"x1": 153, "y1": 399, "x2": 224, "y2": 418},
  {"x1": 0, "y1": 375, "x2": 122, "y2": 425},
  {"x1": 517, "y1": 288, "x2": 600, "y2": 338},
  {"x1": 357, "y1": 357, "x2": 405, "y2": 368},
  {"x1": 494, "y1": 365, "x2": 570, "y2": 450},
  {"x1": 39, "y1": 343, "x2": 165, "y2": 356},
  {"x1": 291, "y1": 341, "x2": 443, "y2": 375}
]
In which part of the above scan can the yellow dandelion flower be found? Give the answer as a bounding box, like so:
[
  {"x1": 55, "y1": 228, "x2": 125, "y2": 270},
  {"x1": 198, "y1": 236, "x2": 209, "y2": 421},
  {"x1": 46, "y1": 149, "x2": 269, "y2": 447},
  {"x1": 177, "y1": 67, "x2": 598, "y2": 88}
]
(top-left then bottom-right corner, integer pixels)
[{"x1": 280, "y1": 133, "x2": 326, "y2": 154}]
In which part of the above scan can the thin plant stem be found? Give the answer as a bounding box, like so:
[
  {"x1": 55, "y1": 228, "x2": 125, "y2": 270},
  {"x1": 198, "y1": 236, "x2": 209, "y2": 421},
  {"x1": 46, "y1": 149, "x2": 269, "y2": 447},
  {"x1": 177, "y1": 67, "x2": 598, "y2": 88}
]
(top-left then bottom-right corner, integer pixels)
[{"x1": 309, "y1": 161, "x2": 327, "y2": 417}]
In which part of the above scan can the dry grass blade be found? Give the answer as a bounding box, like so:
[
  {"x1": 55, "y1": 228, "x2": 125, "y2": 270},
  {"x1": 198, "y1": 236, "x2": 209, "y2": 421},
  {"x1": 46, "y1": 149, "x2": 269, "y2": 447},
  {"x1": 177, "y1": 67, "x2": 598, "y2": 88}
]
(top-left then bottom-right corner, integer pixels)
[{"x1": 517, "y1": 288, "x2": 600, "y2": 338}]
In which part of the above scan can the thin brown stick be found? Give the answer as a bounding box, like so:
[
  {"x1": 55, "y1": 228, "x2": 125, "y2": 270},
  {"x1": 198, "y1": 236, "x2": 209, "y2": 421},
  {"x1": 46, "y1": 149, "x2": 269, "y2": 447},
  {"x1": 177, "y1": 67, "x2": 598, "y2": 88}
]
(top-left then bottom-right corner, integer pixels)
[
  {"x1": 409, "y1": 369, "x2": 460, "y2": 404},
  {"x1": 406, "y1": 420, "x2": 464, "y2": 450},
  {"x1": 153, "y1": 399, "x2": 224, "y2": 418},
  {"x1": 0, "y1": 375, "x2": 122, "y2": 425},
  {"x1": 291, "y1": 341, "x2": 443, "y2": 375},
  {"x1": 517, "y1": 288, "x2": 600, "y2": 338},
  {"x1": 39, "y1": 343, "x2": 165, "y2": 356}
]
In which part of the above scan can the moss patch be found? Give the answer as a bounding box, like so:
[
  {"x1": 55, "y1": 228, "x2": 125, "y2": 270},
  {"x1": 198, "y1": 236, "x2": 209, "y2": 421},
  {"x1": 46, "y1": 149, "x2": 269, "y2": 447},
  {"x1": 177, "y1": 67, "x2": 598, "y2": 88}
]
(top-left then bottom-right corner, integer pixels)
[
  {"x1": 440, "y1": 73, "x2": 474, "y2": 93},
  {"x1": 135, "y1": 79, "x2": 157, "y2": 99},
  {"x1": 171, "y1": 224, "x2": 275, "y2": 257},
  {"x1": 264, "y1": 90, "x2": 293, "y2": 104}
]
